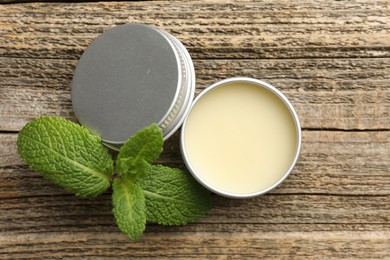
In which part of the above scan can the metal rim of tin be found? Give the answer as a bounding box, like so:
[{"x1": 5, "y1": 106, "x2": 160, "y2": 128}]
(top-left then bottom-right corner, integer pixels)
[
  {"x1": 103, "y1": 26, "x2": 195, "y2": 151},
  {"x1": 180, "y1": 77, "x2": 302, "y2": 198},
  {"x1": 157, "y1": 29, "x2": 195, "y2": 141}
]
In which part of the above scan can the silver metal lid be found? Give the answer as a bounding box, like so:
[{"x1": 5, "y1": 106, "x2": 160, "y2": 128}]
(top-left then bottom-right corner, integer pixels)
[{"x1": 72, "y1": 24, "x2": 181, "y2": 144}]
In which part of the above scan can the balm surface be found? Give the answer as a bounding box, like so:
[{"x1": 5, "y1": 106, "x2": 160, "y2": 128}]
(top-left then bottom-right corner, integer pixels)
[{"x1": 183, "y1": 82, "x2": 298, "y2": 195}]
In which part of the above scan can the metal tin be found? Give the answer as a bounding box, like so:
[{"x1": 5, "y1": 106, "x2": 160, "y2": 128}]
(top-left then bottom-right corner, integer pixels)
[
  {"x1": 180, "y1": 77, "x2": 302, "y2": 198},
  {"x1": 71, "y1": 24, "x2": 195, "y2": 150}
]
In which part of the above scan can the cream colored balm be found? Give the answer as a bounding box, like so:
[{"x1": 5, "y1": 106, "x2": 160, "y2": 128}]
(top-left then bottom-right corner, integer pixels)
[{"x1": 181, "y1": 78, "x2": 301, "y2": 198}]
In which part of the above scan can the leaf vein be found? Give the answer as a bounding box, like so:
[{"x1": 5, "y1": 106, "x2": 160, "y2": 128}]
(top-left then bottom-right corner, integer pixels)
[{"x1": 23, "y1": 135, "x2": 110, "y2": 184}]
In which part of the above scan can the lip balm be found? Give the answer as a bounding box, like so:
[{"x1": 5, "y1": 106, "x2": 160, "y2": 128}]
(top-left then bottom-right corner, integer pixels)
[{"x1": 180, "y1": 78, "x2": 301, "y2": 198}]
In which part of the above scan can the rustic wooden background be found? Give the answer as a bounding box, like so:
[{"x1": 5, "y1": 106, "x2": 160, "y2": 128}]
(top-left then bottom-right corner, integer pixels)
[{"x1": 0, "y1": 0, "x2": 389, "y2": 258}]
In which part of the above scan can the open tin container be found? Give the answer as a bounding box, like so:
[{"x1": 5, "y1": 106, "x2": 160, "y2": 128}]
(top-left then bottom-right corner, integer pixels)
[
  {"x1": 180, "y1": 78, "x2": 301, "y2": 198},
  {"x1": 72, "y1": 24, "x2": 195, "y2": 150},
  {"x1": 72, "y1": 24, "x2": 301, "y2": 198}
]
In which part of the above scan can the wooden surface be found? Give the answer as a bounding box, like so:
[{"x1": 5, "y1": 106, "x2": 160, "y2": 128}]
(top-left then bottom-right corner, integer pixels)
[{"x1": 0, "y1": 1, "x2": 389, "y2": 259}]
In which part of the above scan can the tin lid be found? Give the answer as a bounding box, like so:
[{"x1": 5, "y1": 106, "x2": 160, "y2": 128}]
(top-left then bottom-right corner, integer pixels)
[{"x1": 71, "y1": 24, "x2": 181, "y2": 144}]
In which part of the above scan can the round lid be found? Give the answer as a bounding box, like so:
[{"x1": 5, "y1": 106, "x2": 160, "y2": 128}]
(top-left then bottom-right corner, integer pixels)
[{"x1": 71, "y1": 24, "x2": 180, "y2": 144}]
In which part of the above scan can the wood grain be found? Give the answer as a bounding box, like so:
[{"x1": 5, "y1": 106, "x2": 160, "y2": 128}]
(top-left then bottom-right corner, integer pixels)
[
  {"x1": 0, "y1": 0, "x2": 389, "y2": 259},
  {"x1": 1, "y1": 130, "x2": 389, "y2": 258},
  {"x1": 1, "y1": 1, "x2": 389, "y2": 131},
  {"x1": 2, "y1": 131, "x2": 390, "y2": 197},
  {"x1": 0, "y1": 230, "x2": 388, "y2": 259},
  {"x1": 1, "y1": 57, "x2": 389, "y2": 131},
  {"x1": 1, "y1": 132, "x2": 390, "y2": 258},
  {"x1": 0, "y1": 1, "x2": 389, "y2": 60},
  {"x1": 1, "y1": 193, "x2": 389, "y2": 231}
]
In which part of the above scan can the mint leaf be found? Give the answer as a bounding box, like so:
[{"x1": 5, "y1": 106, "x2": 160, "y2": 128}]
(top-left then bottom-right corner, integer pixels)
[
  {"x1": 141, "y1": 165, "x2": 211, "y2": 225},
  {"x1": 117, "y1": 123, "x2": 163, "y2": 178},
  {"x1": 17, "y1": 116, "x2": 113, "y2": 198},
  {"x1": 112, "y1": 178, "x2": 146, "y2": 240}
]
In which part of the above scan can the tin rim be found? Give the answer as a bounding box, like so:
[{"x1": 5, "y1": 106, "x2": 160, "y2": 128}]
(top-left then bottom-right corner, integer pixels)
[
  {"x1": 158, "y1": 30, "x2": 195, "y2": 141},
  {"x1": 180, "y1": 77, "x2": 302, "y2": 198}
]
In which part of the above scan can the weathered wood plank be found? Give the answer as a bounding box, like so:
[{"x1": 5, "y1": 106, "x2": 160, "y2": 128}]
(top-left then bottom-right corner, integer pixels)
[
  {"x1": 1, "y1": 58, "x2": 389, "y2": 131},
  {"x1": 1, "y1": 193, "x2": 389, "y2": 230},
  {"x1": 2, "y1": 58, "x2": 389, "y2": 91},
  {"x1": 3, "y1": 221, "x2": 390, "y2": 235},
  {"x1": 2, "y1": 131, "x2": 389, "y2": 198},
  {"x1": 0, "y1": 1, "x2": 389, "y2": 59},
  {"x1": 0, "y1": 1, "x2": 389, "y2": 258},
  {"x1": 1, "y1": 128, "x2": 389, "y2": 254},
  {"x1": 0, "y1": 230, "x2": 389, "y2": 259}
]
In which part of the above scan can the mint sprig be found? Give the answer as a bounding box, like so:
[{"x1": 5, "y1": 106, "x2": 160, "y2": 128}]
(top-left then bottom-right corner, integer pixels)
[{"x1": 17, "y1": 116, "x2": 211, "y2": 240}]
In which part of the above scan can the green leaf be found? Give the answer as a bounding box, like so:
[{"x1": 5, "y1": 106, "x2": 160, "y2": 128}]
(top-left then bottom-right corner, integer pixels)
[
  {"x1": 112, "y1": 178, "x2": 146, "y2": 240},
  {"x1": 117, "y1": 123, "x2": 163, "y2": 178},
  {"x1": 17, "y1": 116, "x2": 113, "y2": 198},
  {"x1": 140, "y1": 165, "x2": 211, "y2": 225}
]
